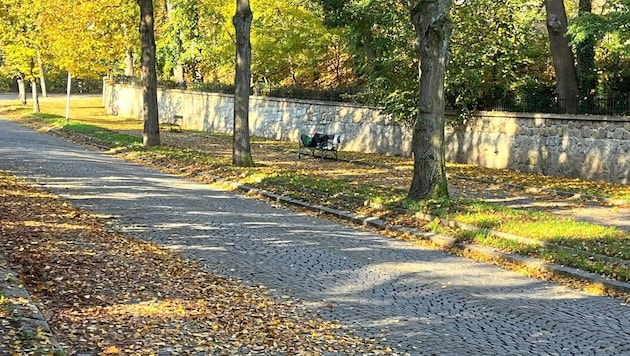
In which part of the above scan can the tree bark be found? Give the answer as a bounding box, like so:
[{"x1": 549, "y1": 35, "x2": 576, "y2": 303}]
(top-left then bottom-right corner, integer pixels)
[
  {"x1": 16, "y1": 75, "x2": 26, "y2": 105},
  {"x1": 407, "y1": 0, "x2": 452, "y2": 200},
  {"x1": 545, "y1": 0, "x2": 579, "y2": 113},
  {"x1": 232, "y1": 0, "x2": 254, "y2": 167},
  {"x1": 137, "y1": 0, "x2": 160, "y2": 146}
]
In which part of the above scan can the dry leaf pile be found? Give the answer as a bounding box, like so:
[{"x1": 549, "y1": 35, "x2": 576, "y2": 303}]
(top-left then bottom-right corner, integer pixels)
[{"x1": 0, "y1": 172, "x2": 392, "y2": 355}]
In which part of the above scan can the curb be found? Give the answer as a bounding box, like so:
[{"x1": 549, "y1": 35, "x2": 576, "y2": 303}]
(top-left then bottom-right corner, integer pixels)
[
  {"x1": 200, "y1": 173, "x2": 630, "y2": 297},
  {"x1": 0, "y1": 255, "x2": 64, "y2": 354}
]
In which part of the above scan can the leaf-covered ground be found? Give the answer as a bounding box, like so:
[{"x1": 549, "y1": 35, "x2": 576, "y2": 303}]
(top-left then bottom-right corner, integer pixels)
[
  {"x1": 1, "y1": 96, "x2": 629, "y2": 352},
  {"x1": 0, "y1": 172, "x2": 392, "y2": 355}
]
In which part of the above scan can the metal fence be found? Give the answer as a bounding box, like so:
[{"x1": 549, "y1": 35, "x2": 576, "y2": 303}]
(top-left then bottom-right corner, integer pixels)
[
  {"x1": 111, "y1": 76, "x2": 629, "y2": 117},
  {"x1": 478, "y1": 95, "x2": 630, "y2": 116}
]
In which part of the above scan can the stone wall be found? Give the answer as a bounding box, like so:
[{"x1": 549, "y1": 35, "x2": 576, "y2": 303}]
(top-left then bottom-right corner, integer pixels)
[
  {"x1": 445, "y1": 112, "x2": 630, "y2": 184},
  {"x1": 102, "y1": 80, "x2": 629, "y2": 184},
  {"x1": 103, "y1": 80, "x2": 412, "y2": 155}
]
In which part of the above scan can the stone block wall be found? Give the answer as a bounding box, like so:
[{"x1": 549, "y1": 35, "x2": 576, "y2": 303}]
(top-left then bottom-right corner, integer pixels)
[
  {"x1": 445, "y1": 112, "x2": 630, "y2": 184},
  {"x1": 103, "y1": 80, "x2": 629, "y2": 184},
  {"x1": 103, "y1": 81, "x2": 412, "y2": 156}
]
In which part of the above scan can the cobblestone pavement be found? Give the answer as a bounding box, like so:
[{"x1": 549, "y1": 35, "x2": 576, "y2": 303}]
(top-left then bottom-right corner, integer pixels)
[{"x1": 1, "y1": 118, "x2": 629, "y2": 355}]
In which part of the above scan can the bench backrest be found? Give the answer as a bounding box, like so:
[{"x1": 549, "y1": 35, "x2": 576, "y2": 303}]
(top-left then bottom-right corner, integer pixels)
[{"x1": 300, "y1": 133, "x2": 312, "y2": 147}]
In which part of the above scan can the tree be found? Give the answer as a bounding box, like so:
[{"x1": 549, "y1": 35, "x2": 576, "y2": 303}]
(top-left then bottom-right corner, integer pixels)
[
  {"x1": 251, "y1": 0, "x2": 334, "y2": 88},
  {"x1": 315, "y1": 0, "x2": 451, "y2": 200},
  {"x1": 406, "y1": 0, "x2": 452, "y2": 200},
  {"x1": 232, "y1": 0, "x2": 254, "y2": 167},
  {"x1": 568, "y1": 0, "x2": 630, "y2": 96},
  {"x1": 0, "y1": 0, "x2": 44, "y2": 107},
  {"x1": 39, "y1": 0, "x2": 137, "y2": 120},
  {"x1": 575, "y1": 0, "x2": 597, "y2": 97},
  {"x1": 448, "y1": 0, "x2": 551, "y2": 117},
  {"x1": 545, "y1": 0, "x2": 579, "y2": 113},
  {"x1": 137, "y1": 0, "x2": 160, "y2": 146}
]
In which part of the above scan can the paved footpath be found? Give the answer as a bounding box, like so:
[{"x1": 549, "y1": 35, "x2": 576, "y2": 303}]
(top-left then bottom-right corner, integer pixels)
[{"x1": 1, "y1": 118, "x2": 629, "y2": 355}]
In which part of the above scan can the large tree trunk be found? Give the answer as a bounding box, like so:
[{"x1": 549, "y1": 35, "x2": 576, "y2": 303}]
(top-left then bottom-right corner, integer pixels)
[
  {"x1": 545, "y1": 0, "x2": 579, "y2": 113},
  {"x1": 407, "y1": 1, "x2": 452, "y2": 200},
  {"x1": 232, "y1": 0, "x2": 254, "y2": 167},
  {"x1": 576, "y1": 0, "x2": 597, "y2": 98},
  {"x1": 137, "y1": 0, "x2": 160, "y2": 146}
]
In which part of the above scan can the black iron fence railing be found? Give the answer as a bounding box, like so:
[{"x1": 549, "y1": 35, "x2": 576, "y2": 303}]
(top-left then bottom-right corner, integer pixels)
[
  {"x1": 477, "y1": 95, "x2": 630, "y2": 116},
  {"x1": 110, "y1": 76, "x2": 629, "y2": 117}
]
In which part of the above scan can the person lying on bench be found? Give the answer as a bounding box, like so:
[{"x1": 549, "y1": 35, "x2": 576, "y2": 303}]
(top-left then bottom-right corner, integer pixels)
[{"x1": 309, "y1": 133, "x2": 330, "y2": 148}]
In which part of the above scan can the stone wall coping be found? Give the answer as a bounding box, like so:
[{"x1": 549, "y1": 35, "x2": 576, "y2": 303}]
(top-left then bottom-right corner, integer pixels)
[
  {"x1": 111, "y1": 82, "x2": 386, "y2": 111},
  {"x1": 477, "y1": 110, "x2": 630, "y2": 123}
]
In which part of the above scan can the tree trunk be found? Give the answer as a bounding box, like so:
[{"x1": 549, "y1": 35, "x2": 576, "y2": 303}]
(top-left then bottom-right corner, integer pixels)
[
  {"x1": 17, "y1": 75, "x2": 26, "y2": 105},
  {"x1": 407, "y1": 0, "x2": 452, "y2": 201},
  {"x1": 37, "y1": 51, "x2": 47, "y2": 98},
  {"x1": 545, "y1": 0, "x2": 579, "y2": 113},
  {"x1": 576, "y1": 0, "x2": 597, "y2": 98},
  {"x1": 31, "y1": 80, "x2": 40, "y2": 113},
  {"x1": 232, "y1": 0, "x2": 254, "y2": 167},
  {"x1": 137, "y1": 0, "x2": 160, "y2": 146},
  {"x1": 125, "y1": 49, "x2": 135, "y2": 77}
]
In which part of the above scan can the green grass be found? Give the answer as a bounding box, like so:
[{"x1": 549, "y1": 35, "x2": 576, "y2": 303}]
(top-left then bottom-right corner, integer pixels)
[
  {"x1": 31, "y1": 112, "x2": 142, "y2": 147},
  {"x1": 72, "y1": 124, "x2": 141, "y2": 146},
  {"x1": 446, "y1": 201, "x2": 628, "y2": 259},
  {"x1": 472, "y1": 233, "x2": 630, "y2": 281}
]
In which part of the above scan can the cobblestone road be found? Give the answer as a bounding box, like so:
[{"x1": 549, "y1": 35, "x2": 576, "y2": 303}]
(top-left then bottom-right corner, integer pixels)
[{"x1": 1, "y1": 119, "x2": 628, "y2": 355}]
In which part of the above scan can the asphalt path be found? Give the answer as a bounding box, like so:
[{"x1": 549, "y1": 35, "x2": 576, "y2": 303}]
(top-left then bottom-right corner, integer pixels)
[{"x1": 0, "y1": 118, "x2": 628, "y2": 355}]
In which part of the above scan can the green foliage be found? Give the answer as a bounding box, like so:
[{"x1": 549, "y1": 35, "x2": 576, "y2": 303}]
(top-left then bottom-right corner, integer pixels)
[
  {"x1": 568, "y1": 0, "x2": 630, "y2": 97},
  {"x1": 156, "y1": 0, "x2": 227, "y2": 82},
  {"x1": 0, "y1": 0, "x2": 44, "y2": 80},
  {"x1": 0, "y1": 73, "x2": 11, "y2": 91},
  {"x1": 569, "y1": 0, "x2": 630, "y2": 52},
  {"x1": 251, "y1": 0, "x2": 332, "y2": 87},
  {"x1": 316, "y1": 0, "x2": 417, "y2": 123},
  {"x1": 155, "y1": 0, "x2": 349, "y2": 88},
  {"x1": 447, "y1": 0, "x2": 552, "y2": 123}
]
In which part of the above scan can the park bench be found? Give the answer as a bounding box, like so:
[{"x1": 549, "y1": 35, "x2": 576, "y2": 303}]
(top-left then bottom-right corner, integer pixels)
[
  {"x1": 298, "y1": 133, "x2": 340, "y2": 160},
  {"x1": 159, "y1": 114, "x2": 183, "y2": 132}
]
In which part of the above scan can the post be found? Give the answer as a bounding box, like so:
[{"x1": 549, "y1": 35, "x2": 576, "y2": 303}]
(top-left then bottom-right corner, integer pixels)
[{"x1": 65, "y1": 72, "x2": 71, "y2": 122}]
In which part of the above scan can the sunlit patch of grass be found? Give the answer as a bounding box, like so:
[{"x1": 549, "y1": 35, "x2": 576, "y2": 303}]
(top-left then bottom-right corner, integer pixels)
[
  {"x1": 31, "y1": 112, "x2": 65, "y2": 122},
  {"x1": 441, "y1": 201, "x2": 629, "y2": 259},
  {"x1": 472, "y1": 234, "x2": 630, "y2": 281},
  {"x1": 400, "y1": 197, "x2": 458, "y2": 216}
]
